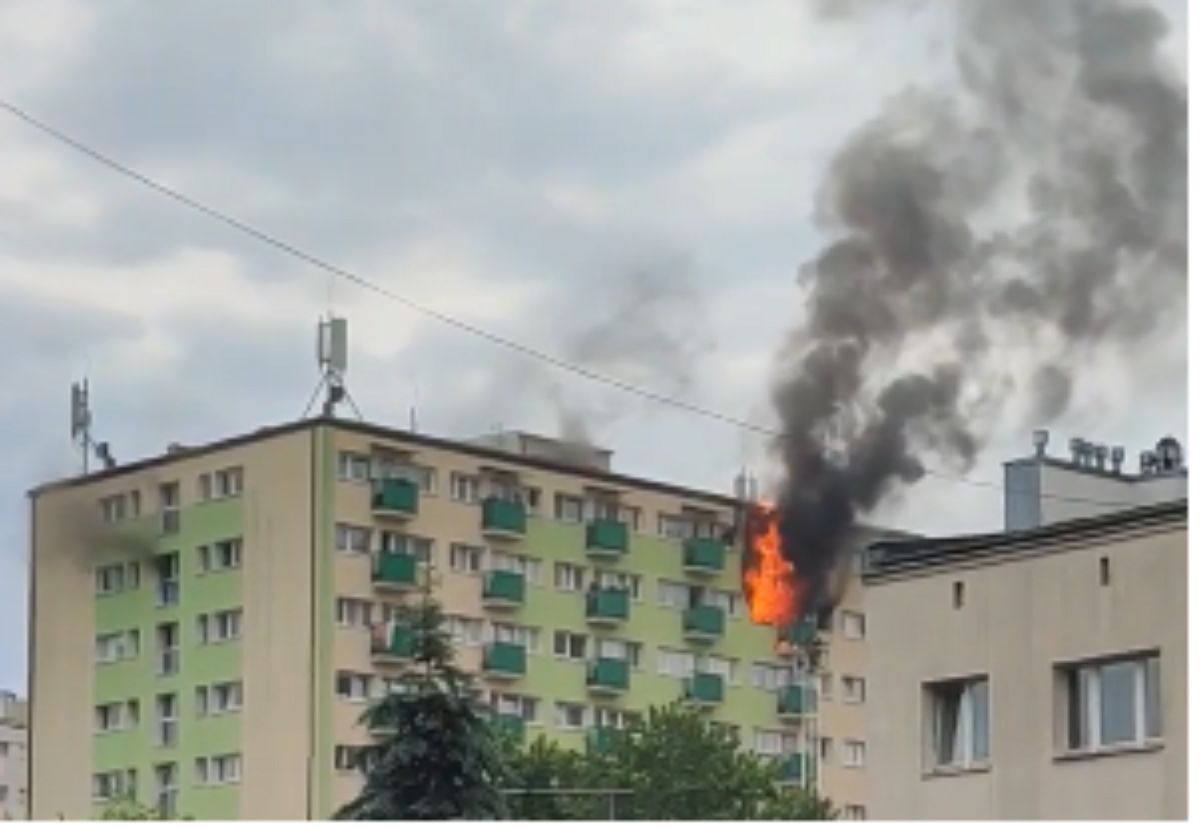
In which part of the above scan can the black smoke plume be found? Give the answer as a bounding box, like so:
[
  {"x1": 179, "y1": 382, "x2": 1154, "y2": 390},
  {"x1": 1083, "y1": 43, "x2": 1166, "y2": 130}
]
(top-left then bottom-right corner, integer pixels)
[{"x1": 775, "y1": 0, "x2": 1186, "y2": 612}]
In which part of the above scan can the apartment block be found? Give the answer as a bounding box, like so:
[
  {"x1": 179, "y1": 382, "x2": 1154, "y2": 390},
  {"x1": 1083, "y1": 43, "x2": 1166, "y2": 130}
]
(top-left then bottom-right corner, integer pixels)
[
  {"x1": 862, "y1": 501, "x2": 1187, "y2": 820},
  {"x1": 0, "y1": 691, "x2": 27, "y2": 820},
  {"x1": 29, "y1": 418, "x2": 821, "y2": 820}
]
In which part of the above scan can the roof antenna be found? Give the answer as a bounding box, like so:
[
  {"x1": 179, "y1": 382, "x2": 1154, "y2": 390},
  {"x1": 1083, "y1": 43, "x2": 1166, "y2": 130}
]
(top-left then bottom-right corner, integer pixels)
[
  {"x1": 304, "y1": 315, "x2": 363, "y2": 421},
  {"x1": 71, "y1": 379, "x2": 117, "y2": 472},
  {"x1": 409, "y1": 382, "x2": 419, "y2": 433}
]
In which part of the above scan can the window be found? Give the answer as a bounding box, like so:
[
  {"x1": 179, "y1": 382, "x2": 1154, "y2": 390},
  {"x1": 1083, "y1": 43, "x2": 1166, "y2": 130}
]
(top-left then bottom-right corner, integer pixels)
[
  {"x1": 334, "y1": 745, "x2": 367, "y2": 773},
  {"x1": 658, "y1": 514, "x2": 688, "y2": 539},
  {"x1": 952, "y1": 581, "x2": 965, "y2": 609},
  {"x1": 95, "y1": 563, "x2": 129, "y2": 595},
  {"x1": 201, "y1": 467, "x2": 244, "y2": 500},
  {"x1": 92, "y1": 769, "x2": 137, "y2": 802},
  {"x1": 842, "y1": 676, "x2": 866, "y2": 704},
  {"x1": 845, "y1": 805, "x2": 867, "y2": 821},
  {"x1": 156, "y1": 622, "x2": 180, "y2": 677},
  {"x1": 618, "y1": 505, "x2": 640, "y2": 531},
  {"x1": 554, "y1": 494, "x2": 584, "y2": 522},
  {"x1": 154, "y1": 552, "x2": 180, "y2": 607},
  {"x1": 444, "y1": 616, "x2": 484, "y2": 647},
  {"x1": 490, "y1": 622, "x2": 539, "y2": 653},
  {"x1": 99, "y1": 494, "x2": 129, "y2": 524},
  {"x1": 338, "y1": 452, "x2": 371, "y2": 482},
  {"x1": 95, "y1": 629, "x2": 140, "y2": 664},
  {"x1": 449, "y1": 543, "x2": 484, "y2": 574},
  {"x1": 819, "y1": 673, "x2": 833, "y2": 699},
  {"x1": 656, "y1": 580, "x2": 689, "y2": 610},
  {"x1": 490, "y1": 692, "x2": 539, "y2": 723},
  {"x1": 597, "y1": 638, "x2": 641, "y2": 667},
  {"x1": 593, "y1": 707, "x2": 638, "y2": 730},
  {"x1": 490, "y1": 551, "x2": 539, "y2": 585},
  {"x1": 198, "y1": 538, "x2": 243, "y2": 573},
  {"x1": 704, "y1": 587, "x2": 741, "y2": 618},
  {"x1": 336, "y1": 598, "x2": 374, "y2": 629},
  {"x1": 927, "y1": 676, "x2": 989, "y2": 770},
  {"x1": 153, "y1": 763, "x2": 178, "y2": 818},
  {"x1": 450, "y1": 472, "x2": 480, "y2": 503},
  {"x1": 702, "y1": 655, "x2": 737, "y2": 685},
  {"x1": 754, "y1": 729, "x2": 799, "y2": 756},
  {"x1": 1061, "y1": 653, "x2": 1161, "y2": 753},
  {"x1": 553, "y1": 631, "x2": 588, "y2": 661},
  {"x1": 384, "y1": 460, "x2": 437, "y2": 495},
  {"x1": 335, "y1": 523, "x2": 371, "y2": 555},
  {"x1": 336, "y1": 672, "x2": 374, "y2": 702},
  {"x1": 196, "y1": 681, "x2": 243, "y2": 716},
  {"x1": 842, "y1": 739, "x2": 866, "y2": 768},
  {"x1": 94, "y1": 701, "x2": 138, "y2": 734},
  {"x1": 555, "y1": 702, "x2": 588, "y2": 730},
  {"x1": 841, "y1": 610, "x2": 866, "y2": 640},
  {"x1": 154, "y1": 693, "x2": 178, "y2": 748},
  {"x1": 1100, "y1": 556, "x2": 1111, "y2": 586},
  {"x1": 657, "y1": 648, "x2": 695, "y2": 679},
  {"x1": 158, "y1": 481, "x2": 180, "y2": 509},
  {"x1": 554, "y1": 563, "x2": 586, "y2": 592},
  {"x1": 596, "y1": 570, "x2": 642, "y2": 600},
  {"x1": 751, "y1": 663, "x2": 793, "y2": 692},
  {"x1": 380, "y1": 532, "x2": 433, "y2": 563},
  {"x1": 819, "y1": 737, "x2": 832, "y2": 763},
  {"x1": 195, "y1": 754, "x2": 242, "y2": 786},
  {"x1": 197, "y1": 609, "x2": 243, "y2": 644}
]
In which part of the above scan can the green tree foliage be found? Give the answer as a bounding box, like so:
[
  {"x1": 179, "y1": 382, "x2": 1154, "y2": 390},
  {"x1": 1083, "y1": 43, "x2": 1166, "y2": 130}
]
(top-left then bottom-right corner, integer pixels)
[
  {"x1": 334, "y1": 600, "x2": 507, "y2": 820},
  {"x1": 500, "y1": 703, "x2": 836, "y2": 820},
  {"x1": 98, "y1": 797, "x2": 191, "y2": 820}
]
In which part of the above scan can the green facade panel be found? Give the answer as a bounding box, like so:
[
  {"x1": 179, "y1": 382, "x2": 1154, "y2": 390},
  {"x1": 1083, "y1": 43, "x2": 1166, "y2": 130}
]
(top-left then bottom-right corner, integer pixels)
[
  {"x1": 586, "y1": 658, "x2": 630, "y2": 692},
  {"x1": 683, "y1": 605, "x2": 725, "y2": 639}
]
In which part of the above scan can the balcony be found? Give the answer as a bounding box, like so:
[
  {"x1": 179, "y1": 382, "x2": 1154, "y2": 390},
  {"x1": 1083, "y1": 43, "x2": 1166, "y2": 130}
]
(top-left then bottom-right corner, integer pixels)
[
  {"x1": 586, "y1": 658, "x2": 630, "y2": 696},
  {"x1": 372, "y1": 552, "x2": 418, "y2": 591},
  {"x1": 586, "y1": 726, "x2": 618, "y2": 755},
  {"x1": 481, "y1": 570, "x2": 525, "y2": 609},
  {"x1": 482, "y1": 642, "x2": 527, "y2": 678},
  {"x1": 491, "y1": 712, "x2": 526, "y2": 743},
  {"x1": 371, "y1": 478, "x2": 419, "y2": 519},
  {"x1": 777, "y1": 685, "x2": 817, "y2": 722},
  {"x1": 481, "y1": 497, "x2": 526, "y2": 540},
  {"x1": 585, "y1": 518, "x2": 629, "y2": 559},
  {"x1": 785, "y1": 615, "x2": 819, "y2": 647},
  {"x1": 683, "y1": 672, "x2": 724, "y2": 707},
  {"x1": 372, "y1": 625, "x2": 415, "y2": 662},
  {"x1": 683, "y1": 538, "x2": 725, "y2": 575},
  {"x1": 778, "y1": 753, "x2": 813, "y2": 785},
  {"x1": 682, "y1": 605, "x2": 725, "y2": 643},
  {"x1": 585, "y1": 588, "x2": 629, "y2": 626}
]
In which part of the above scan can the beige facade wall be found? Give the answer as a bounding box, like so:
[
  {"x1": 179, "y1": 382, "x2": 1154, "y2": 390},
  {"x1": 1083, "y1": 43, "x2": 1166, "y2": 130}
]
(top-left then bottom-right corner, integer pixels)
[
  {"x1": 817, "y1": 559, "x2": 867, "y2": 818},
  {"x1": 0, "y1": 713, "x2": 27, "y2": 820},
  {"x1": 864, "y1": 519, "x2": 1187, "y2": 820}
]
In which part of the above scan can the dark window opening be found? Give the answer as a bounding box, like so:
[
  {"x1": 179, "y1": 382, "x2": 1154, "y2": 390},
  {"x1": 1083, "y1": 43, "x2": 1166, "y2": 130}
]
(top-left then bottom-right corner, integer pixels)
[{"x1": 952, "y1": 581, "x2": 965, "y2": 609}]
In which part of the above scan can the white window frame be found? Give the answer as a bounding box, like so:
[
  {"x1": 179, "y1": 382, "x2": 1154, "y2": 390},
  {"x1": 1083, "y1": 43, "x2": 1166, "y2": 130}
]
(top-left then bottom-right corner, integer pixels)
[
  {"x1": 554, "y1": 701, "x2": 588, "y2": 730},
  {"x1": 841, "y1": 610, "x2": 866, "y2": 640},
  {"x1": 554, "y1": 563, "x2": 586, "y2": 592},
  {"x1": 449, "y1": 472, "x2": 480, "y2": 504},
  {"x1": 927, "y1": 676, "x2": 989, "y2": 771},
  {"x1": 335, "y1": 523, "x2": 371, "y2": 555},
  {"x1": 1061, "y1": 653, "x2": 1161, "y2": 754},
  {"x1": 449, "y1": 543, "x2": 484, "y2": 574},
  {"x1": 554, "y1": 494, "x2": 585, "y2": 523},
  {"x1": 842, "y1": 675, "x2": 866, "y2": 704},
  {"x1": 842, "y1": 739, "x2": 866, "y2": 769},
  {"x1": 552, "y1": 630, "x2": 589, "y2": 661},
  {"x1": 336, "y1": 671, "x2": 374, "y2": 702}
]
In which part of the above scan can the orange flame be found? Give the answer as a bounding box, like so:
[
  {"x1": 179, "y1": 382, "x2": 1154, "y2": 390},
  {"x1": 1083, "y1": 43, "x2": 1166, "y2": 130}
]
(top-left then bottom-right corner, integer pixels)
[{"x1": 743, "y1": 503, "x2": 804, "y2": 628}]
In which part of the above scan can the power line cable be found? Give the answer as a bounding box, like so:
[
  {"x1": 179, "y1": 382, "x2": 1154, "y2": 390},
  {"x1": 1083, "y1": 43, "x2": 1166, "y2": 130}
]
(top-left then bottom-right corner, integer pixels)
[{"x1": 0, "y1": 99, "x2": 1155, "y2": 511}]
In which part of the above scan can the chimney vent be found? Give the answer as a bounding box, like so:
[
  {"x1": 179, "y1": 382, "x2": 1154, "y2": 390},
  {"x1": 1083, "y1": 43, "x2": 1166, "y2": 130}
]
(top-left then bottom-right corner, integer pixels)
[
  {"x1": 1093, "y1": 443, "x2": 1108, "y2": 470},
  {"x1": 1032, "y1": 429, "x2": 1049, "y2": 457},
  {"x1": 1111, "y1": 446, "x2": 1125, "y2": 474},
  {"x1": 1069, "y1": 437, "x2": 1085, "y2": 465}
]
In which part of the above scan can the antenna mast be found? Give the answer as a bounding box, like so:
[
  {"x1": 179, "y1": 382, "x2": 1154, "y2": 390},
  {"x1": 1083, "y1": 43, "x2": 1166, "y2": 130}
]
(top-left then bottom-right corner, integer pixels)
[
  {"x1": 304, "y1": 315, "x2": 364, "y2": 420},
  {"x1": 70, "y1": 379, "x2": 117, "y2": 473}
]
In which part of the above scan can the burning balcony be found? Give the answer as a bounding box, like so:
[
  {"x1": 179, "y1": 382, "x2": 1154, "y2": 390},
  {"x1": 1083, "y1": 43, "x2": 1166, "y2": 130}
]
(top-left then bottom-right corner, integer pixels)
[
  {"x1": 372, "y1": 551, "x2": 418, "y2": 590},
  {"x1": 585, "y1": 517, "x2": 629, "y2": 559},
  {"x1": 585, "y1": 587, "x2": 630, "y2": 626},
  {"x1": 481, "y1": 497, "x2": 526, "y2": 539},
  {"x1": 682, "y1": 605, "x2": 725, "y2": 642},
  {"x1": 481, "y1": 569, "x2": 525, "y2": 609},
  {"x1": 777, "y1": 684, "x2": 817, "y2": 721},
  {"x1": 586, "y1": 657, "x2": 630, "y2": 695},
  {"x1": 371, "y1": 478, "x2": 419, "y2": 519},
  {"x1": 683, "y1": 538, "x2": 725, "y2": 575},
  {"x1": 683, "y1": 672, "x2": 724, "y2": 707},
  {"x1": 482, "y1": 641, "x2": 527, "y2": 678}
]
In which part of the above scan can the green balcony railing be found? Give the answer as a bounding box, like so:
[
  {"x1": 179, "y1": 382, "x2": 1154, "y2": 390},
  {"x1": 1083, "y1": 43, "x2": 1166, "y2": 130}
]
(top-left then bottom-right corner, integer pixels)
[
  {"x1": 777, "y1": 685, "x2": 817, "y2": 719},
  {"x1": 372, "y1": 552, "x2": 417, "y2": 589},
  {"x1": 372, "y1": 625, "x2": 415, "y2": 660},
  {"x1": 483, "y1": 641, "x2": 527, "y2": 676},
  {"x1": 778, "y1": 753, "x2": 813, "y2": 784},
  {"x1": 491, "y1": 712, "x2": 526, "y2": 744},
  {"x1": 586, "y1": 726, "x2": 618, "y2": 755},
  {"x1": 481, "y1": 497, "x2": 527, "y2": 537},
  {"x1": 585, "y1": 518, "x2": 629, "y2": 557},
  {"x1": 586, "y1": 658, "x2": 630, "y2": 693},
  {"x1": 682, "y1": 605, "x2": 725, "y2": 640},
  {"x1": 785, "y1": 615, "x2": 819, "y2": 647},
  {"x1": 683, "y1": 538, "x2": 725, "y2": 573},
  {"x1": 371, "y1": 478, "x2": 419, "y2": 517},
  {"x1": 585, "y1": 588, "x2": 630, "y2": 624},
  {"x1": 683, "y1": 672, "x2": 724, "y2": 705},
  {"x1": 482, "y1": 570, "x2": 526, "y2": 606}
]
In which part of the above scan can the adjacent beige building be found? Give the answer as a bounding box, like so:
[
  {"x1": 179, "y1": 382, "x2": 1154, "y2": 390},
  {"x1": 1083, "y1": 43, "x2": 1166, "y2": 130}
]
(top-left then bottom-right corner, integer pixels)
[
  {"x1": 863, "y1": 500, "x2": 1187, "y2": 820},
  {"x1": 0, "y1": 691, "x2": 27, "y2": 820}
]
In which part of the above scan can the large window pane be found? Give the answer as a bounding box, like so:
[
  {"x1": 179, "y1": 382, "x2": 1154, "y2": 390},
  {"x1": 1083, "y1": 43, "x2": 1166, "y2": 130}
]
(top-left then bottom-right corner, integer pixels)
[
  {"x1": 935, "y1": 687, "x2": 962, "y2": 765},
  {"x1": 1099, "y1": 661, "x2": 1137, "y2": 745},
  {"x1": 970, "y1": 680, "x2": 990, "y2": 761}
]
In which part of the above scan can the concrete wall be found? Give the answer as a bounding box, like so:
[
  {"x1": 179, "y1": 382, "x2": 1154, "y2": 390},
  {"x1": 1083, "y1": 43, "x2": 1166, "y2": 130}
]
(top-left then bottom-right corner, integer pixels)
[
  {"x1": 818, "y1": 555, "x2": 868, "y2": 817},
  {"x1": 0, "y1": 717, "x2": 27, "y2": 820},
  {"x1": 864, "y1": 520, "x2": 1187, "y2": 820}
]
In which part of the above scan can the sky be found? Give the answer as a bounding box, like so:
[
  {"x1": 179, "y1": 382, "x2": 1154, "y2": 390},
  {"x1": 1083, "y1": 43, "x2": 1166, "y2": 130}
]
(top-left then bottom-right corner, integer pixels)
[{"x1": 0, "y1": 0, "x2": 1187, "y2": 692}]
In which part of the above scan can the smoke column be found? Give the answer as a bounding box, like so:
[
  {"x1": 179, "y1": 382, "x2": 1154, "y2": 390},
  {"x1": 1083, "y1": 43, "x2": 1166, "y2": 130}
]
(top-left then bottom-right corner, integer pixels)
[{"x1": 773, "y1": 0, "x2": 1186, "y2": 611}]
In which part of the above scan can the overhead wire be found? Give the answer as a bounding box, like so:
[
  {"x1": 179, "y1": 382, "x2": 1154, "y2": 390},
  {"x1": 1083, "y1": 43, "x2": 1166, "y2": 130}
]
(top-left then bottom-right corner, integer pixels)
[{"x1": 0, "y1": 99, "x2": 1156, "y2": 511}]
